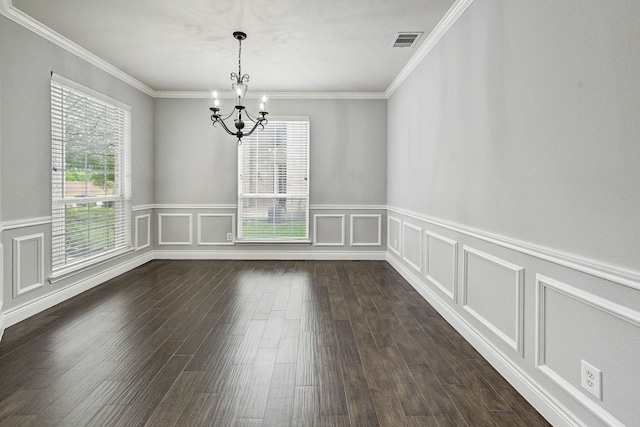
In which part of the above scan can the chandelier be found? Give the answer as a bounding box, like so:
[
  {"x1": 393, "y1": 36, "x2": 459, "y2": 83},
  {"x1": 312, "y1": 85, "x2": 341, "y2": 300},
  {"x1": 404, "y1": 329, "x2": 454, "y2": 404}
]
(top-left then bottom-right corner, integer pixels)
[{"x1": 209, "y1": 31, "x2": 268, "y2": 145}]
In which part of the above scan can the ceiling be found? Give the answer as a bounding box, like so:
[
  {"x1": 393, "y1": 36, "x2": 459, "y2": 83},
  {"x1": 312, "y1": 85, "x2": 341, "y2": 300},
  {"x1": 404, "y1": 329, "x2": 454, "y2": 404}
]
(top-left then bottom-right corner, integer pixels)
[{"x1": 10, "y1": 0, "x2": 455, "y2": 95}]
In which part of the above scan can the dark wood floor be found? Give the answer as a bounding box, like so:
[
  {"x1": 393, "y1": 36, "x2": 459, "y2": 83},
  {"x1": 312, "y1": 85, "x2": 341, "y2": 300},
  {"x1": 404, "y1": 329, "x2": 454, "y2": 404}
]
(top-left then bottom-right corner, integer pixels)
[{"x1": 0, "y1": 260, "x2": 551, "y2": 426}]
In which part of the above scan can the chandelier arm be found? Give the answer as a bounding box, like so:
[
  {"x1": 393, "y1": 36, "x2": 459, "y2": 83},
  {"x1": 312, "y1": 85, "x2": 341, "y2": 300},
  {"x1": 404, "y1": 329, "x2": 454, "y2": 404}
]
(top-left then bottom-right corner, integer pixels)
[
  {"x1": 244, "y1": 110, "x2": 261, "y2": 123},
  {"x1": 211, "y1": 116, "x2": 237, "y2": 137},
  {"x1": 218, "y1": 107, "x2": 237, "y2": 121},
  {"x1": 243, "y1": 119, "x2": 267, "y2": 138},
  {"x1": 245, "y1": 110, "x2": 269, "y2": 123}
]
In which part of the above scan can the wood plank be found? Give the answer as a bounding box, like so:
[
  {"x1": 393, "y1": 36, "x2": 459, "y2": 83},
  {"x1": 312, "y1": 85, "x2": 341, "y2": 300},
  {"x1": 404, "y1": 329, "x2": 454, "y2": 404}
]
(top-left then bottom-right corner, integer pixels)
[
  {"x1": 408, "y1": 364, "x2": 467, "y2": 427},
  {"x1": 143, "y1": 371, "x2": 202, "y2": 426},
  {"x1": 342, "y1": 364, "x2": 379, "y2": 426},
  {"x1": 334, "y1": 320, "x2": 361, "y2": 365},
  {"x1": 263, "y1": 363, "x2": 296, "y2": 426},
  {"x1": 378, "y1": 345, "x2": 432, "y2": 417}
]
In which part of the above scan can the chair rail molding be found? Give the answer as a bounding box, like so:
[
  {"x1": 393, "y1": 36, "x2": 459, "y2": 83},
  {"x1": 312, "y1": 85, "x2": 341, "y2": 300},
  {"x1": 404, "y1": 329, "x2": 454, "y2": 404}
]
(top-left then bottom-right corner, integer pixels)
[{"x1": 386, "y1": 206, "x2": 640, "y2": 291}]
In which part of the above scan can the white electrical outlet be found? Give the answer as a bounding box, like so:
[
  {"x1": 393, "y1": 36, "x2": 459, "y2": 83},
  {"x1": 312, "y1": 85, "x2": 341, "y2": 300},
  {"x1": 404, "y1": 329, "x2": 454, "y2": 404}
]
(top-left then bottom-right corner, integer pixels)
[
  {"x1": 226, "y1": 233, "x2": 232, "y2": 241},
  {"x1": 581, "y1": 360, "x2": 602, "y2": 400}
]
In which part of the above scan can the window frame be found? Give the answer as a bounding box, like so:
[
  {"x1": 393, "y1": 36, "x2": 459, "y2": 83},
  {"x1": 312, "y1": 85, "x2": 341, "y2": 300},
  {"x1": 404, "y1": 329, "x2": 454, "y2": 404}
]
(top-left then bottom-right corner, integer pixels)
[
  {"x1": 236, "y1": 116, "x2": 310, "y2": 243},
  {"x1": 50, "y1": 73, "x2": 132, "y2": 279}
]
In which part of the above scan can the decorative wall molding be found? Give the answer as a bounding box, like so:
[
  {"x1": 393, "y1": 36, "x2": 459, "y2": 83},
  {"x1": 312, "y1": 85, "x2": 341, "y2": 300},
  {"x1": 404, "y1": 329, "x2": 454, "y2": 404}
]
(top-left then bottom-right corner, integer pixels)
[
  {"x1": 139, "y1": 204, "x2": 386, "y2": 211},
  {"x1": 0, "y1": 216, "x2": 51, "y2": 231},
  {"x1": 424, "y1": 230, "x2": 458, "y2": 302},
  {"x1": 402, "y1": 222, "x2": 423, "y2": 273},
  {"x1": 536, "y1": 275, "x2": 639, "y2": 427},
  {"x1": 132, "y1": 204, "x2": 154, "y2": 212},
  {"x1": 385, "y1": 0, "x2": 475, "y2": 97},
  {"x1": 313, "y1": 214, "x2": 346, "y2": 246},
  {"x1": 154, "y1": 250, "x2": 386, "y2": 261},
  {"x1": 157, "y1": 213, "x2": 193, "y2": 246},
  {"x1": 387, "y1": 216, "x2": 402, "y2": 257},
  {"x1": 12, "y1": 233, "x2": 45, "y2": 297},
  {"x1": 349, "y1": 214, "x2": 382, "y2": 247},
  {"x1": 387, "y1": 205, "x2": 640, "y2": 291},
  {"x1": 310, "y1": 204, "x2": 387, "y2": 211},
  {"x1": 386, "y1": 253, "x2": 583, "y2": 427},
  {"x1": 3, "y1": 251, "x2": 153, "y2": 329},
  {"x1": 134, "y1": 214, "x2": 151, "y2": 251},
  {"x1": 197, "y1": 213, "x2": 235, "y2": 246},
  {"x1": 154, "y1": 204, "x2": 237, "y2": 210},
  {"x1": 462, "y1": 246, "x2": 524, "y2": 356}
]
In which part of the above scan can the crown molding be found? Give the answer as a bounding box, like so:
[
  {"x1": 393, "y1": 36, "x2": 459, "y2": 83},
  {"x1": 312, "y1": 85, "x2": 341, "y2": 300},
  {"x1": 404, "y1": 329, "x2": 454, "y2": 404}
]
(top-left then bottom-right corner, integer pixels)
[
  {"x1": 385, "y1": 0, "x2": 474, "y2": 98},
  {"x1": 0, "y1": 0, "x2": 155, "y2": 97},
  {"x1": 154, "y1": 91, "x2": 388, "y2": 100}
]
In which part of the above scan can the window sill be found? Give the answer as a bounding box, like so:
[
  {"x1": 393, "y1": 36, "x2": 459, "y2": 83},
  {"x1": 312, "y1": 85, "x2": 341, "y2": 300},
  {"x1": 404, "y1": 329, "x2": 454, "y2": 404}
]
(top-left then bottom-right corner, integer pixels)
[
  {"x1": 49, "y1": 246, "x2": 134, "y2": 284},
  {"x1": 234, "y1": 239, "x2": 312, "y2": 245}
]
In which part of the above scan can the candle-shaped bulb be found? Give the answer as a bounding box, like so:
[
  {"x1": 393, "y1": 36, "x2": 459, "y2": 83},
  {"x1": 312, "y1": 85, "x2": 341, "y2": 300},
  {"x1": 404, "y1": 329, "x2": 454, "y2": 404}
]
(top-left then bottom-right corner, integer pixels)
[
  {"x1": 260, "y1": 102, "x2": 265, "y2": 112},
  {"x1": 211, "y1": 91, "x2": 219, "y2": 109},
  {"x1": 236, "y1": 88, "x2": 242, "y2": 97}
]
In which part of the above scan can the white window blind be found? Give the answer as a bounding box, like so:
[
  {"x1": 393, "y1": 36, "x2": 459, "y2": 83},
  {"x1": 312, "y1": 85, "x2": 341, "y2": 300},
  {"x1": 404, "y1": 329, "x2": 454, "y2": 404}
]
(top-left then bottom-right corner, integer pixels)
[
  {"x1": 238, "y1": 118, "x2": 310, "y2": 241},
  {"x1": 51, "y1": 74, "x2": 131, "y2": 271}
]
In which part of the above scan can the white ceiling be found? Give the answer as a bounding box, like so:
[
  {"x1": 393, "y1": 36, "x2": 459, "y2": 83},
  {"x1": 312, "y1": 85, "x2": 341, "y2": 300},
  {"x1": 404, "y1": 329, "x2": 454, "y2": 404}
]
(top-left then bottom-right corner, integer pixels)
[{"x1": 10, "y1": 0, "x2": 455, "y2": 95}]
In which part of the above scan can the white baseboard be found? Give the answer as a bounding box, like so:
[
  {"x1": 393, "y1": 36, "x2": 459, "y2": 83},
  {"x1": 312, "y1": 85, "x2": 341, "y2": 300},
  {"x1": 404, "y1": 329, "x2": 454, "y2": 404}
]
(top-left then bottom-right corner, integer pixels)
[
  {"x1": 153, "y1": 250, "x2": 387, "y2": 261},
  {"x1": 3, "y1": 251, "x2": 153, "y2": 329},
  {"x1": 385, "y1": 253, "x2": 585, "y2": 427}
]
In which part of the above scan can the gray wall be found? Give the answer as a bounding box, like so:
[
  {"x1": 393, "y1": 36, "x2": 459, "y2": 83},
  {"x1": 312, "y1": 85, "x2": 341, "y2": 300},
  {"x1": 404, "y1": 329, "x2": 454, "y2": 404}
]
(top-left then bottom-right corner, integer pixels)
[
  {"x1": 387, "y1": 1, "x2": 640, "y2": 426},
  {"x1": 0, "y1": 17, "x2": 155, "y2": 218},
  {"x1": 0, "y1": 15, "x2": 155, "y2": 317},
  {"x1": 388, "y1": 0, "x2": 640, "y2": 270},
  {"x1": 153, "y1": 99, "x2": 387, "y2": 259},
  {"x1": 152, "y1": 98, "x2": 388, "y2": 258},
  {"x1": 154, "y1": 98, "x2": 387, "y2": 206}
]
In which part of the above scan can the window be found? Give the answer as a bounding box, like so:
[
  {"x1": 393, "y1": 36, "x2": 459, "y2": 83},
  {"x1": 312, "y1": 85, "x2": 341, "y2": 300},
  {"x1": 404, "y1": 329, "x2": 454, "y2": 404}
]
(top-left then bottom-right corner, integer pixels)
[
  {"x1": 237, "y1": 118, "x2": 310, "y2": 241},
  {"x1": 51, "y1": 74, "x2": 131, "y2": 272}
]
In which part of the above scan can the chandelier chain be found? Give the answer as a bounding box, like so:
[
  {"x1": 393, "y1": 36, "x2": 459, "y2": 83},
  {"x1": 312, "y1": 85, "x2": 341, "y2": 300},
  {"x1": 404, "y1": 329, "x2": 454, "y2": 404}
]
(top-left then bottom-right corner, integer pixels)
[{"x1": 238, "y1": 37, "x2": 242, "y2": 77}]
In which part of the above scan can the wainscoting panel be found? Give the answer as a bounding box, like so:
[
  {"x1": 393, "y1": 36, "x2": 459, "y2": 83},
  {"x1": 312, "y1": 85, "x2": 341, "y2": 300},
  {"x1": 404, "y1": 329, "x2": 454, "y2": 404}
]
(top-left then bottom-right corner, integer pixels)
[
  {"x1": 157, "y1": 213, "x2": 193, "y2": 246},
  {"x1": 12, "y1": 233, "x2": 44, "y2": 298},
  {"x1": 402, "y1": 222, "x2": 422, "y2": 273},
  {"x1": 387, "y1": 216, "x2": 401, "y2": 256},
  {"x1": 152, "y1": 205, "x2": 385, "y2": 258},
  {"x1": 135, "y1": 214, "x2": 151, "y2": 251},
  {"x1": 386, "y1": 206, "x2": 640, "y2": 426},
  {"x1": 463, "y1": 246, "x2": 524, "y2": 355},
  {"x1": 198, "y1": 214, "x2": 235, "y2": 246},
  {"x1": 536, "y1": 275, "x2": 640, "y2": 427},
  {"x1": 313, "y1": 214, "x2": 345, "y2": 246},
  {"x1": 425, "y1": 230, "x2": 458, "y2": 301},
  {"x1": 349, "y1": 214, "x2": 382, "y2": 247}
]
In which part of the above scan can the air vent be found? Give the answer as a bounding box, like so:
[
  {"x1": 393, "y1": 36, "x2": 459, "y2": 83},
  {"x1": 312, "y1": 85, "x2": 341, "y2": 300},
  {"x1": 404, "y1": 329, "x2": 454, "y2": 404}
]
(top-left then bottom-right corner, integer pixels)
[{"x1": 391, "y1": 32, "x2": 423, "y2": 48}]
